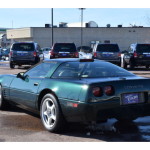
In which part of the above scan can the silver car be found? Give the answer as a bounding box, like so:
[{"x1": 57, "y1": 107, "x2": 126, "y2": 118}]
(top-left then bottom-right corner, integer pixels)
[{"x1": 93, "y1": 43, "x2": 121, "y2": 66}]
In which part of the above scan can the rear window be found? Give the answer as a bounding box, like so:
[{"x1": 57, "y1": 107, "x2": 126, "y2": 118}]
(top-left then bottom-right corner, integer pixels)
[
  {"x1": 78, "y1": 46, "x2": 92, "y2": 52},
  {"x1": 52, "y1": 61, "x2": 134, "y2": 78},
  {"x1": 96, "y1": 44, "x2": 120, "y2": 52},
  {"x1": 12, "y1": 43, "x2": 35, "y2": 51},
  {"x1": 53, "y1": 43, "x2": 76, "y2": 52},
  {"x1": 136, "y1": 44, "x2": 150, "y2": 53}
]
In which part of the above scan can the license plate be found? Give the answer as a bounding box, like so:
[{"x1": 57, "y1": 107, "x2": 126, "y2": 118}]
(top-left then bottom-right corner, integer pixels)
[
  {"x1": 102, "y1": 52, "x2": 113, "y2": 57},
  {"x1": 122, "y1": 93, "x2": 140, "y2": 105},
  {"x1": 102, "y1": 54, "x2": 112, "y2": 57},
  {"x1": 17, "y1": 51, "x2": 28, "y2": 56},
  {"x1": 18, "y1": 53, "x2": 25, "y2": 56},
  {"x1": 61, "y1": 53, "x2": 67, "y2": 56}
]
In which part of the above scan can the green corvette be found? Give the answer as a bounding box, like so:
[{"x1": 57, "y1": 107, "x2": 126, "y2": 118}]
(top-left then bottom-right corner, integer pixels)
[{"x1": 0, "y1": 58, "x2": 150, "y2": 132}]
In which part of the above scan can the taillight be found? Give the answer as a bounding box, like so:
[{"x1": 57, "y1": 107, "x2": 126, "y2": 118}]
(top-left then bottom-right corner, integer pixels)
[
  {"x1": 94, "y1": 52, "x2": 97, "y2": 57},
  {"x1": 33, "y1": 52, "x2": 37, "y2": 57},
  {"x1": 134, "y1": 52, "x2": 138, "y2": 58},
  {"x1": 118, "y1": 53, "x2": 121, "y2": 57},
  {"x1": 92, "y1": 87, "x2": 103, "y2": 97},
  {"x1": 75, "y1": 52, "x2": 79, "y2": 57},
  {"x1": 50, "y1": 51, "x2": 54, "y2": 56},
  {"x1": 104, "y1": 85, "x2": 114, "y2": 96},
  {"x1": 9, "y1": 51, "x2": 13, "y2": 56}
]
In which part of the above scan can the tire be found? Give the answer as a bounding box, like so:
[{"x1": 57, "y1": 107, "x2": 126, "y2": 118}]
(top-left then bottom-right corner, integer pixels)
[
  {"x1": 117, "y1": 117, "x2": 137, "y2": 123},
  {"x1": 2, "y1": 56, "x2": 6, "y2": 61},
  {"x1": 121, "y1": 59, "x2": 127, "y2": 69},
  {"x1": 10, "y1": 62, "x2": 15, "y2": 69},
  {"x1": 129, "y1": 60, "x2": 135, "y2": 70},
  {"x1": 146, "y1": 65, "x2": 149, "y2": 69},
  {"x1": 40, "y1": 93, "x2": 66, "y2": 132},
  {"x1": 0, "y1": 85, "x2": 8, "y2": 110}
]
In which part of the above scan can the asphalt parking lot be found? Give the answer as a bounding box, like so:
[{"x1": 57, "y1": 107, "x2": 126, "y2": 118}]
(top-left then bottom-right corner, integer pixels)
[{"x1": 1, "y1": 62, "x2": 150, "y2": 142}]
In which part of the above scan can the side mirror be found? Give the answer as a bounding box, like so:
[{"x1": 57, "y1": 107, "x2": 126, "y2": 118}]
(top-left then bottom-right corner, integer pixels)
[{"x1": 17, "y1": 72, "x2": 26, "y2": 80}]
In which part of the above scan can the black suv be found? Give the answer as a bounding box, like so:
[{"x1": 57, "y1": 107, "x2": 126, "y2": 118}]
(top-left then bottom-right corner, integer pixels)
[
  {"x1": 9, "y1": 42, "x2": 43, "y2": 69},
  {"x1": 93, "y1": 43, "x2": 121, "y2": 66},
  {"x1": 50, "y1": 43, "x2": 78, "y2": 59},
  {"x1": 121, "y1": 43, "x2": 150, "y2": 69}
]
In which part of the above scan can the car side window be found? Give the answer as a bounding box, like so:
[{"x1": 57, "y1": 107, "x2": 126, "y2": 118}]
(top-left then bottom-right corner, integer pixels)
[
  {"x1": 52, "y1": 62, "x2": 80, "y2": 78},
  {"x1": 24, "y1": 62, "x2": 56, "y2": 78}
]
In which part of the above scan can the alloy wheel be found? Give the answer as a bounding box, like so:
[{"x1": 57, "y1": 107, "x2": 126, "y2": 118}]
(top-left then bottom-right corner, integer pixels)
[{"x1": 41, "y1": 98, "x2": 57, "y2": 129}]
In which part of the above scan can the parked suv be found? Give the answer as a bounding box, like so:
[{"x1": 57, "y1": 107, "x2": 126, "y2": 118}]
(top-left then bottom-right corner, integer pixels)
[
  {"x1": 50, "y1": 43, "x2": 78, "y2": 59},
  {"x1": 121, "y1": 43, "x2": 150, "y2": 69},
  {"x1": 93, "y1": 43, "x2": 121, "y2": 65},
  {"x1": 9, "y1": 42, "x2": 43, "y2": 69}
]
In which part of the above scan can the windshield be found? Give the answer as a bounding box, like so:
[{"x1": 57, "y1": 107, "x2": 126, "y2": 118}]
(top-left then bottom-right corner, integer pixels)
[
  {"x1": 52, "y1": 61, "x2": 134, "y2": 78},
  {"x1": 97, "y1": 44, "x2": 119, "y2": 52},
  {"x1": 136, "y1": 44, "x2": 150, "y2": 53},
  {"x1": 12, "y1": 43, "x2": 35, "y2": 51},
  {"x1": 53, "y1": 43, "x2": 76, "y2": 52}
]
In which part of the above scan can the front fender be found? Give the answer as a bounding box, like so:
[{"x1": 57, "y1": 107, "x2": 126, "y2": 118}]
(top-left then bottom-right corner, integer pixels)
[{"x1": 0, "y1": 74, "x2": 16, "y2": 100}]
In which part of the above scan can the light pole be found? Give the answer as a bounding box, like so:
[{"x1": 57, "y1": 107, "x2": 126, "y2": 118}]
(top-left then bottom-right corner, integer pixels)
[
  {"x1": 51, "y1": 8, "x2": 54, "y2": 47},
  {"x1": 79, "y1": 8, "x2": 86, "y2": 48}
]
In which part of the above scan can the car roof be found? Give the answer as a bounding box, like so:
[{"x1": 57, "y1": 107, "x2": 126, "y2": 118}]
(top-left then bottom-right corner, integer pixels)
[
  {"x1": 98, "y1": 43, "x2": 118, "y2": 45},
  {"x1": 12, "y1": 42, "x2": 38, "y2": 46},
  {"x1": 13, "y1": 42, "x2": 36, "y2": 44},
  {"x1": 54, "y1": 43, "x2": 75, "y2": 44}
]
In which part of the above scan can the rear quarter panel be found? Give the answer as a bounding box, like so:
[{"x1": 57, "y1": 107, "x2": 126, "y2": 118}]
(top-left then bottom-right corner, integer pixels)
[
  {"x1": 37, "y1": 78, "x2": 86, "y2": 101},
  {"x1": 37, "y1": 78, "x2": 91, "y2": 122}
]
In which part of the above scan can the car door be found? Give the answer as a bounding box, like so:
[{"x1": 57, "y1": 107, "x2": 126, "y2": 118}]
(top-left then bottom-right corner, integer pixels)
[
  {"x1": 9, "y1": 76, "x2": 43, "y2": 109},
  {"x1": 9, "y1": 62, "x2": 56, "y2": 109}
]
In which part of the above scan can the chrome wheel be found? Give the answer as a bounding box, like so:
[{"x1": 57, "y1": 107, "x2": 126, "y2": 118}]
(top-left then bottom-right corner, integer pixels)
[
  {"x1": 41, "y1": 97, "x2": 57, "y2": 129},
  {"x1": 40, "y1": 94, "x2": 66, "y2": 132}
]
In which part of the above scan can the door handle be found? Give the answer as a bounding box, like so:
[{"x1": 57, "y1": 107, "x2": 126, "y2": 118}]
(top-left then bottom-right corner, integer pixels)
[{"x1": 34, "y1": 83, "x2": 39, "y2": 86}]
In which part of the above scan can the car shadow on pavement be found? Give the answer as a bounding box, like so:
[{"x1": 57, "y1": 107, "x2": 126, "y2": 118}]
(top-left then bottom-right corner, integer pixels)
[
  {"x1": 60, "y1": 120, "x2": 147, "y2": 142},
  {"x1": 17, "y1": 66, "x2": 31, "y2": 70},
  {"x1": 127, "y1": 67, "x2": 150, "y2": 71},
  {"x1": 2, "y1": 106, "x2": 148, "y2": 142},
  {"x1": 4, "y1": 105, "x2": 39, "y2": 118}
]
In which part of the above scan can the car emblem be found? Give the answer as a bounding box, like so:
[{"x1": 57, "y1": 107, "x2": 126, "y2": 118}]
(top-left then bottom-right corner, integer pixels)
[{"x1": 124, "y1": 85, "x2": 143, "y2": 89}]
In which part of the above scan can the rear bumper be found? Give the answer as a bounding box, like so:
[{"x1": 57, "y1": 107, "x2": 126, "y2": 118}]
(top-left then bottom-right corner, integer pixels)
[
  {"x1": 60, "y1": 99, "x2": 150, "y2": 123},
  {"x1": 10, "y1": 57, "x2": 37, "y2": 65},
  {"x1": 94, "y1": 57, "x2": 121, "y2": 65},
  {"x1": 108, "y1": 60, "x2": 121, "y2": 65},
  {"x1": 134, "y1": 59, "x2": 150, "y2": 65}
]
